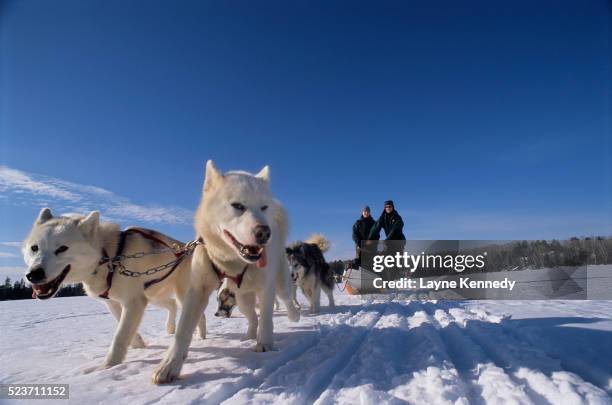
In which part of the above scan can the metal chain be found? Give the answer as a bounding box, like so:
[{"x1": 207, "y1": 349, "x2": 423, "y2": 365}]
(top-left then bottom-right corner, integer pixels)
[{"x1": 106, "y1": 239, "x2": 204, "y2": 278}]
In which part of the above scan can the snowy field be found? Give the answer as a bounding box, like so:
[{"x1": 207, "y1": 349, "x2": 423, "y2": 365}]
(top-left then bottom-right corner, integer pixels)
[{"x1": 1, "y1": 289, "x2": 611, "y2": 404}]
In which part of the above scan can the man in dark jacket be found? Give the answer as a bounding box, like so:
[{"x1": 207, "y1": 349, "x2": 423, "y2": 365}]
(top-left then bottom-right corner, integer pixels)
[
  {"x1": 352, "y1": 205, "x2": 376, "y2": 266},
  {"x1": 369, "y1": 200, "x2": 406, "y2": 280},
  {"x1": 368, "y1": 200, "x2": 406, "y2": 241}
]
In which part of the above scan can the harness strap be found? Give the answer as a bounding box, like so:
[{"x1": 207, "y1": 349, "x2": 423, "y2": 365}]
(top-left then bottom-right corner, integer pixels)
[
  {"x1": 143, "y1": 253, "x2": 186, "y2": 289},
  {"x1": 139, "y1": 229, "x2": 187, "y2": 289},
  {"x1": 125, "y1": 228, "x2": 182, "y2": 258},
  {"x1": 211, "y1": 260, "x2": 249, "y2": 288},
  {"x1": 98, "y1": 249, "x2": 114, "y2": 299},
  {"x1": 97, "y1": 229, "x2": 189, "y2": 297},
  {"x1": 98, "y1": 231, "x2": 128, "y2": 299}
]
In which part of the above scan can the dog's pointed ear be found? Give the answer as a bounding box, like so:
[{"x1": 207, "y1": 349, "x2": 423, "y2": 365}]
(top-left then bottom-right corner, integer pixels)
[
  {"x1": 255, "y1": 165, "x2": 270, "y2": 184},
  {"x1": 204, "y1": 160, "x2": 224, "y2": 191},
  {"x1": 78, "y1": 211, "x2": 100, "y2": 238},
  {"x1": 36, "y1": 208, "x2": 53, "y2": 224}
]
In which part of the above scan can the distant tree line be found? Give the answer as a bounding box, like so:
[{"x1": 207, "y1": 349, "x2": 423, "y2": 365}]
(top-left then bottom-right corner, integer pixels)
[
  {"x1": 412, "y1": 236, "x2": 612, "y2": 277},
  {"x1": 336, "y1": 236, "x2": 612, "y2": 277},
  {"x1": 0, "y1": 277, "x2": 85, "y2": 301},
  {"x1": 479, "y1": 237, "x2": 611, "y2": 271}
]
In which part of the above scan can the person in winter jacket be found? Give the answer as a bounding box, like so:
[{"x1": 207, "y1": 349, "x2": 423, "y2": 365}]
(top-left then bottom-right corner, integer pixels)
[
  {"x1": 368, "y1": 200, "x2": 406, "y2": 280},
  {"x1": 352, "y1": 205, "x2": 376, "y2": 266},
  {"x1": 368, "y1": 200, "x2": 406, "y2": 241}
]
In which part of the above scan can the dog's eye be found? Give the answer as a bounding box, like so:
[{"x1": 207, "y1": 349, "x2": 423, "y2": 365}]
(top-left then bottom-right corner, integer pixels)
[
  {"x1": 31, "y1": 245, "x2": 38, "y2": 253},
  {"x1": 55, "y1": 245, "x2": 69, "y2": 255},
  {"x1": 231, "y1": 202, "x2": 245, "y2": 212},
  {"x1": 261, "y1": 205, "x2": 268, "y2": 211}
]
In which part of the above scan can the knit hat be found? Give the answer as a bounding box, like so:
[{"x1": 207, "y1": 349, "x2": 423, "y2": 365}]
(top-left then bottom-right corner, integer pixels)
[
  {"x1": 363, "y1": 205, "x2": 371, "y2": 213},
  {"x1": 384, "y1": 200, "x2": 394, "y2": 207}
]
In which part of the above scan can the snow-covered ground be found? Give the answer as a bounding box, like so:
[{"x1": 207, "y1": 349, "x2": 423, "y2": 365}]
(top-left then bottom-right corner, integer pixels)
[{"x1": 1, "y1": 290, "x2": 611, "y2": 404}]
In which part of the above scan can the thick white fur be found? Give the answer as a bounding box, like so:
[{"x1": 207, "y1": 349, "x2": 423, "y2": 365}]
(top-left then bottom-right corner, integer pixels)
[
  {"x1": 152, "y1": 161, "x2": 300, "y2": 384},
  {"x1": 22, "y1": 209, "x2": 205, "y2": 371}
]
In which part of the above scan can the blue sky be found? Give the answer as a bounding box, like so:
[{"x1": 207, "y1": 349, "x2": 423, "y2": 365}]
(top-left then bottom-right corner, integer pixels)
[{"x1": 1, "y1": 0, "x2": 610, "y2": 280}]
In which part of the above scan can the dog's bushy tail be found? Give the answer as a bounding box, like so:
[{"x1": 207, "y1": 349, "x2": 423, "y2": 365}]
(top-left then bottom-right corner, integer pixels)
[{"x1": 305, "y1": 234, "x2": 330, "y2": 253}]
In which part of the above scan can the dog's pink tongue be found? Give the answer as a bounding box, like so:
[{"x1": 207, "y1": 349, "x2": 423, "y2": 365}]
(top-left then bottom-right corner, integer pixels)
[{"x1": 256, "y1": 248, "x2": 267, "y2": 268}]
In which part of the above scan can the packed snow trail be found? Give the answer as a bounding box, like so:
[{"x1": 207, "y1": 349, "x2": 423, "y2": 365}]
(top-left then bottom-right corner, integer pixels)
[{"x1": 1, "y1": 290, "x2": 611, "y2": 404}]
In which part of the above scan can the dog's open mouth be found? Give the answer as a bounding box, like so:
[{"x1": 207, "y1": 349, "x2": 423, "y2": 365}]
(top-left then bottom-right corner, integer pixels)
[
  {"x1": 223, "y1": 230, "x2": 267, "y2": 268},
  {"x1": 31, "y1": 265, "x2": 70, "y2": 300}
]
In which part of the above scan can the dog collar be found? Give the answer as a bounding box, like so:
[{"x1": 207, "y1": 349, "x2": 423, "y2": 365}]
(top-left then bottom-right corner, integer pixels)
[{"x1": 211, "y1": 260, "x2": 249, "y2": 289}]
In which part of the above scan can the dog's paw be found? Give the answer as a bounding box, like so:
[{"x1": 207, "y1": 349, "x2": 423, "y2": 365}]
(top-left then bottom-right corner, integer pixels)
[
  {"x1": 214, "y1": 310, "x2": 231, "y2": 318},
  {"x1": 131, "y1": 334, "x2": 147, "y2": 348},
  {"x1": 252, "y1": 342, "x2": 273, "y2": 352},
  {"x1": 241, "y1": 329, "x2": 257, "y2": 341},
  {"x1": 167, "y1": 323, "x2": 176, "y2": 335},
  {"x1": 151, "y1": 355, "x2": 184, "y2": 385},
  {"x1": 82, "y1": 364, "x2": 104, "y2": 374},
  {"x1": 82, "y1": 361, "x2": 118, "y2": 375},
  {"x1": 287, "y1": 306, "x2": 300, "y2": 322},
  {"x1": 102, "y1": 356, "x2": 122, "y2": 369},
  {"x1": 196, "y1": 319, "x2": 207, "y2": 340}
]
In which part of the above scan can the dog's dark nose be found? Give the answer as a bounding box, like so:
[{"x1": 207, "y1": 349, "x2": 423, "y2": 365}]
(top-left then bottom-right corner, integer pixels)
[
  {"x1": 26, "y1": 267, "x2": 45, "y2": 283},
  {"x1": 253, "y1": 225, "x2": 271, "y2": 245}
]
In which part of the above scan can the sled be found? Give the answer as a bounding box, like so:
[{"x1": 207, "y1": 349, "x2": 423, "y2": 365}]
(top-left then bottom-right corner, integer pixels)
[{"x1": 341, "y1": 266, "x2": 382, "y2": 295}]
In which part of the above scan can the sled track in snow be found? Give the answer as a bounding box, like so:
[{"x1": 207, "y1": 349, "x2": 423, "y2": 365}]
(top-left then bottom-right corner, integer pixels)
[
  {"x1": 221, "y1": 299, "x2": 611, "y2": 404},
  {"x1": 2, "y1": 294, "x2": 610, "y2": 404},
  {"x1": 204, "y1": 305, "x2": 387, "y2": 404}
]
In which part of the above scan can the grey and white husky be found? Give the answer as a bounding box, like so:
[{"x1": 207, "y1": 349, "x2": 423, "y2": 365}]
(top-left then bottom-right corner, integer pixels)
[{"x1": 286, "y1": 234, "x2": 335, "y2": 314}]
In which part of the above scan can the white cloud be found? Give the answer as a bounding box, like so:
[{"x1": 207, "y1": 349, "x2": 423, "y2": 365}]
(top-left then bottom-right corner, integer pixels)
[
  {"x1": 0, "y1": 252, "x2": 18, "y2": 258},
  {"x1": 0, "y1": 166, "x2": 193, "y2": 225},
  {"x1": 0, "y1": 242, "x2": 22, "y2": 248},
  {"x1": 0, "y1": 166, "x2": 81, "y2": 201}
]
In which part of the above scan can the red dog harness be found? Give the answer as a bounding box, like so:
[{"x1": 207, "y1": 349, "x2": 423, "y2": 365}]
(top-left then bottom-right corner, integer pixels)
[
  {"x1": 97, "y1": 229, "x2": 186, "y2": 299},
  {"x1": 210, "y1": 260, "x2": 249, "y2": 288}
]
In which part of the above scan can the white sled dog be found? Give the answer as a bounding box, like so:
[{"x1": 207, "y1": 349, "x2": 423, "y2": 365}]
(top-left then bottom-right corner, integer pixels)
[
  {"x1": 286, "y1": 234, "x2": 335, "y2": 314},
  {"x1": 22, "y1": 209, "x2": 205, "y2": 370},
  {"x1": 152, "y1": 160, "x2": 300, "y2": 384}
]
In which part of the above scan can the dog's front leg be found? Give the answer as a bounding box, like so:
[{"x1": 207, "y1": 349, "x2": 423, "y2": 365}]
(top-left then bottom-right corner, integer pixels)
[
  {"x1": 237, "y1": 292, "x2": 257, "y2": 340},
  {"x1": 105, "y1": 300, "x2": 146, "y2": 348},
  {"x1": 292, "y1": 284, "x2": 301, "y2": 309},
  {"x1": 104, "y1": 297, "x2": 147, "y2": 367},
  {"x1": 154, "y1": 297, "x2": 178, "y2": 335},
  {"x1": 312, "y1": 283, "x2": 321, "y2": 314},
  {"x1": 152, "y1": 284, "x2": 213, "y2": 384},
  {"x1": 176, "y1": 284, "x2": 206, "y2": 339},
  {"x1": 254, "y1": 285, "x2": 275, "y2": 352},
  {"x1": 324, "y1": 285, "x2": 335, "y2": 308},
  {"x1": 274, "y1": 264, "x2": 300, "y2": 321}
]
